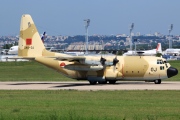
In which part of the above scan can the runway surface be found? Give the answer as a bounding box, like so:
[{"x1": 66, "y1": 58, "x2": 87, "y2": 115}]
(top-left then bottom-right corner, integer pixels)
[{"x1": 0, "y1": 81, "x2": 180, "y2": 90}]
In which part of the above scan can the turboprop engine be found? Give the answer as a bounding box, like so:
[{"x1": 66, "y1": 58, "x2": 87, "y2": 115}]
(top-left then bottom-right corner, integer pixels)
[{"x1": 64, "y1": 56, "x2": 120, "y2": 72}]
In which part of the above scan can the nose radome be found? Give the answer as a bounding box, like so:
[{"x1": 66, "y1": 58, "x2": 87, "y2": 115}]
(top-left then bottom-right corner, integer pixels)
[{"x1": 167, "y1": 67, "x2": 178, "y2": 78}]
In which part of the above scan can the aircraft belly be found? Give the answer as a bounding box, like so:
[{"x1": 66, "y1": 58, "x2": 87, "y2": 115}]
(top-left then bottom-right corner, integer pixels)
[
  {"x1": 122, "y1": 76, "x2": 162, "y2": 81},
  {"x1": 122, "y1": 72, "x2": 168, "y2": 81}
]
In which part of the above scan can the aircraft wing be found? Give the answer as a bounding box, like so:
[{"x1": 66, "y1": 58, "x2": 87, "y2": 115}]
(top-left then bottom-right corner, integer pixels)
[
  {"x1": 47, "y1": 56, "x2": 86, "y2": 62},
  {"x1": 47, "y1": 55, "x2": 118, "y2": 67},
  {"x1": 44, "y1": 56, "x2": 105, "y2": 71}
]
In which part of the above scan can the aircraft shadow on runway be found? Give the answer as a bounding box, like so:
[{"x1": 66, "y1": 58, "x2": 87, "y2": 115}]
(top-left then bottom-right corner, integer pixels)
[
  {"x1": 6, "y1": 81, "x2": 170, "y2": 88},
  {"x1": 50, "y1": 82, "x2": 142, "y2": 88},
  {"x1": 51, "y1": 82, "x2": 142, "y2": 88},
  {"x1": 8, "y1": 82, "x2": 55, "y2": 85},
  {"x1": 50, "y1": 82, "x2": 173, "y2": 88},
  {"x1": 8, "y1": 82, "x2": 106, "y2": 88}
]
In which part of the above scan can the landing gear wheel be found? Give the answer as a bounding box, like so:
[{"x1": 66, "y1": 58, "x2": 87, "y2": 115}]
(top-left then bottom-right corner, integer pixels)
[
  {"x1": 109, "y1": 80, "x2": 116, "y2": 84},
  {"x1": 154, "y1": 79, "x2": 161, "y2": 84},
  {"x1": 98, "y1": 81, "x2": 107, "y2": 84},
  {"x1": 89, "y1": 81, "x2": 97, "y2": 85}
]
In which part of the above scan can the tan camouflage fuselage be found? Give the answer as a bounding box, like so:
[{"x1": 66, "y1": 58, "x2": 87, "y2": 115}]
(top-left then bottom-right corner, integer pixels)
[
  {"x1": 17, "y1": 14, "x2": 178, "y2": 84},
  {"x1": 34, "y1": 55, "x2": 169, "y2": 81}
]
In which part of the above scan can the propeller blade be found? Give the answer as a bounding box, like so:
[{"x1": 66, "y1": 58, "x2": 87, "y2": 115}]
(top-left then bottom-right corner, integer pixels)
[
  {"x1": 113, "y1": 56, "x2": 119, "y2": 72},
  {"x1": 113, "y1": 57, "x2": 119, "y2": 66},
  {"x1": 100, "y1": 56, "x2": 106, "y2": 66}
]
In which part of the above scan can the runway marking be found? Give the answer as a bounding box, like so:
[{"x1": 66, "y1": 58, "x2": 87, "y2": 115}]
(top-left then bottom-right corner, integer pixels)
[{"x1": 0, "y1": 81, "x2": 180, "y2": 90}]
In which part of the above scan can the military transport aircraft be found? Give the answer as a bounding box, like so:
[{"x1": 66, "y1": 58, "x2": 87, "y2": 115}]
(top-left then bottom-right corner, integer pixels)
[{"x1": 14, "y1": 14, "x2": 178, "y2": 84}]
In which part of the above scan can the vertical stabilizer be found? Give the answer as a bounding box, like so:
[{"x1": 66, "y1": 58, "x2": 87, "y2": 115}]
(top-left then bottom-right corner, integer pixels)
[
  {"x1": 156, "y1": 43, "x2": 162, "y2": 53},
  {"x1": 18, "y1": 14, "x2": 45, "y2": 57}
]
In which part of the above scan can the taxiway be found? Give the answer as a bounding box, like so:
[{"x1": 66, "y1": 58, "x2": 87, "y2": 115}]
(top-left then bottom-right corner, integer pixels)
[{"x1": 0, "y1": 81, "x2": 180, "y2": 90}]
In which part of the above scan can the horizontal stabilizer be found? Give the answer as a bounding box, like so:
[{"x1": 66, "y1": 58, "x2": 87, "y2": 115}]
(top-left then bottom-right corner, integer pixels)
[{"x1": 5, "y1": 56, "x2": 35, "y2": 60}]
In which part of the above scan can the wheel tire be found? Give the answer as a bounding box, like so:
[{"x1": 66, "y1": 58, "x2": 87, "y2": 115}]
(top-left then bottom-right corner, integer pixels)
[
  {"x1": 89, "y1": 81, "x2": 97, "y2": 85},
  {"x1": 154, "y1": 79, "x2": 161, "y2": 84},
  {"x1": 109, "y1": 80, "x2": 116, "y2": 84},
  {"x1": 98, "y1": 81, "x2": 107, "y2": 84}
]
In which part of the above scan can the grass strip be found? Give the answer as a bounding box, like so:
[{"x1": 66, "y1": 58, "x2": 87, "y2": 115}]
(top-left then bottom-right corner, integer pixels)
[{"x1": 0, "y1": 90, "x2": 180, "y2": 120}]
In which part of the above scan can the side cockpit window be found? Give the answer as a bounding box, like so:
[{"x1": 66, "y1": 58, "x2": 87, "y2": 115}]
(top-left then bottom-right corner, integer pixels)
[
  {"x1": 164, "y1": 60, "x2": 168, "y2": 68},
  {"x1": 160, "y1": 66, "x2": 164, "y2": 70}
]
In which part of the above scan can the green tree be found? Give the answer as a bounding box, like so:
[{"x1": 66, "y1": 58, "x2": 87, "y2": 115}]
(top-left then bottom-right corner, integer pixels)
[
  {"x1": 3, "y1": 44, "x2": 13, "y2": 49},
  {"x1": 156, "y1": 53, "x2": 162, "y2": 57}
]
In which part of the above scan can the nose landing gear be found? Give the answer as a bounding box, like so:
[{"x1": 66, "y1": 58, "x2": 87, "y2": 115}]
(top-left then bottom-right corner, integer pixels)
[{"x1": 154, "y1": 79, "x2": 161, "y2": 84}]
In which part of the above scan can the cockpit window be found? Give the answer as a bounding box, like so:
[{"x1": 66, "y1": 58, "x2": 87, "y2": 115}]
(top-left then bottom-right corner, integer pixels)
[
  {"x1": 163, "y1": 60, "x2": 168, "y2": 68},
  {"x1": 160, "y1": 66, "x2": 164, "y2": 70},
  {"x1": 157, "y1": 59, "x2": 164, "y2": 64}
]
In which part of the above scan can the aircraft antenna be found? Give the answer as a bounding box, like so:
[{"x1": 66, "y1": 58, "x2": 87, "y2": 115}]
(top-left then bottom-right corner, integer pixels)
[
  {"x1": 168, "y1": 24, "x2": 173, "y2": 49},
  {"x1": 129, "y1": 23, "x2": 134, "y2": 52},
  {"x1": 84, "y1": 19, "x2": 90, "y2": 54}
]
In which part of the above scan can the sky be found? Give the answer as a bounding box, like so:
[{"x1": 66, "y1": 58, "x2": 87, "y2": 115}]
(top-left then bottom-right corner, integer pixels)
[{"x1": 0, "y1": 0, "x2": 180, "y2": 36}]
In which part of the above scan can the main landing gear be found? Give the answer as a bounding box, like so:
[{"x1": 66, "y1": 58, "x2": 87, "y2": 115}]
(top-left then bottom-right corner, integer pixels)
[
  {"x1": 89, "y1": 80, "x2": 116, "y2": 85},
  {"x1": 109, "y1": 80, "x2": 116, "y2": 84},
  {"x1": 89, "y1": 81, "x2": 97, "y2": 85}
]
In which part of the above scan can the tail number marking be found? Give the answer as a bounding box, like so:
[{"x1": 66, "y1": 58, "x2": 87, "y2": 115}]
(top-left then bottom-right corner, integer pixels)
[{"x1": 24, "y1": 46, "x2": 34, "y2": 49}]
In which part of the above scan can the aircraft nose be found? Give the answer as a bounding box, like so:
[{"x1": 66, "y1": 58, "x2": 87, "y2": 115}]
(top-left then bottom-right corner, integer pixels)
[{"x1": 167, "y1": 67, "x2": 178, "y2": 78}]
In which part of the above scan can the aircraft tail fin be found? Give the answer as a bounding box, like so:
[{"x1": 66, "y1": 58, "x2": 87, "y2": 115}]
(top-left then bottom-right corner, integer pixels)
[
  {"x1": 41, "y1": 32, "x2": 46, "y2": 43},
  {"x1": 156, "y1": 43, "x2": 162, "y2": 53},
  {"x1": 18, "y1": 14, "x2": 46, "y2": 57}
]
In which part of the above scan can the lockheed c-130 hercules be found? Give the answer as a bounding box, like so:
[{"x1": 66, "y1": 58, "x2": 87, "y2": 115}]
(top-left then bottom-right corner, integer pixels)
[{"x1": 14, "y1": 14, "x2": 178, "y2": 85}]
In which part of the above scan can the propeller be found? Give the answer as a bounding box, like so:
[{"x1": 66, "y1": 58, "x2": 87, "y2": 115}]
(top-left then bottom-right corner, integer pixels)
[
  {"x1": 100, "y1": 56, "x2": 106, "y2": 66},
  {"x1": 113, "y1": 55, "x2": 119, "y2": 72},
  {"x1": 113, "y1": 56, "x2": 119, "y2": 66}
]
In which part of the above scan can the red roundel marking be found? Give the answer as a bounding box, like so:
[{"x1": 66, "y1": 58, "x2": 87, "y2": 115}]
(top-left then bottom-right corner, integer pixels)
[
  {"x1": 60, "y1": 62, "x2": 66, "y2": 67},
  {"x1": 26, "y1": 38, "x2": 32, "y2": 45}
]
